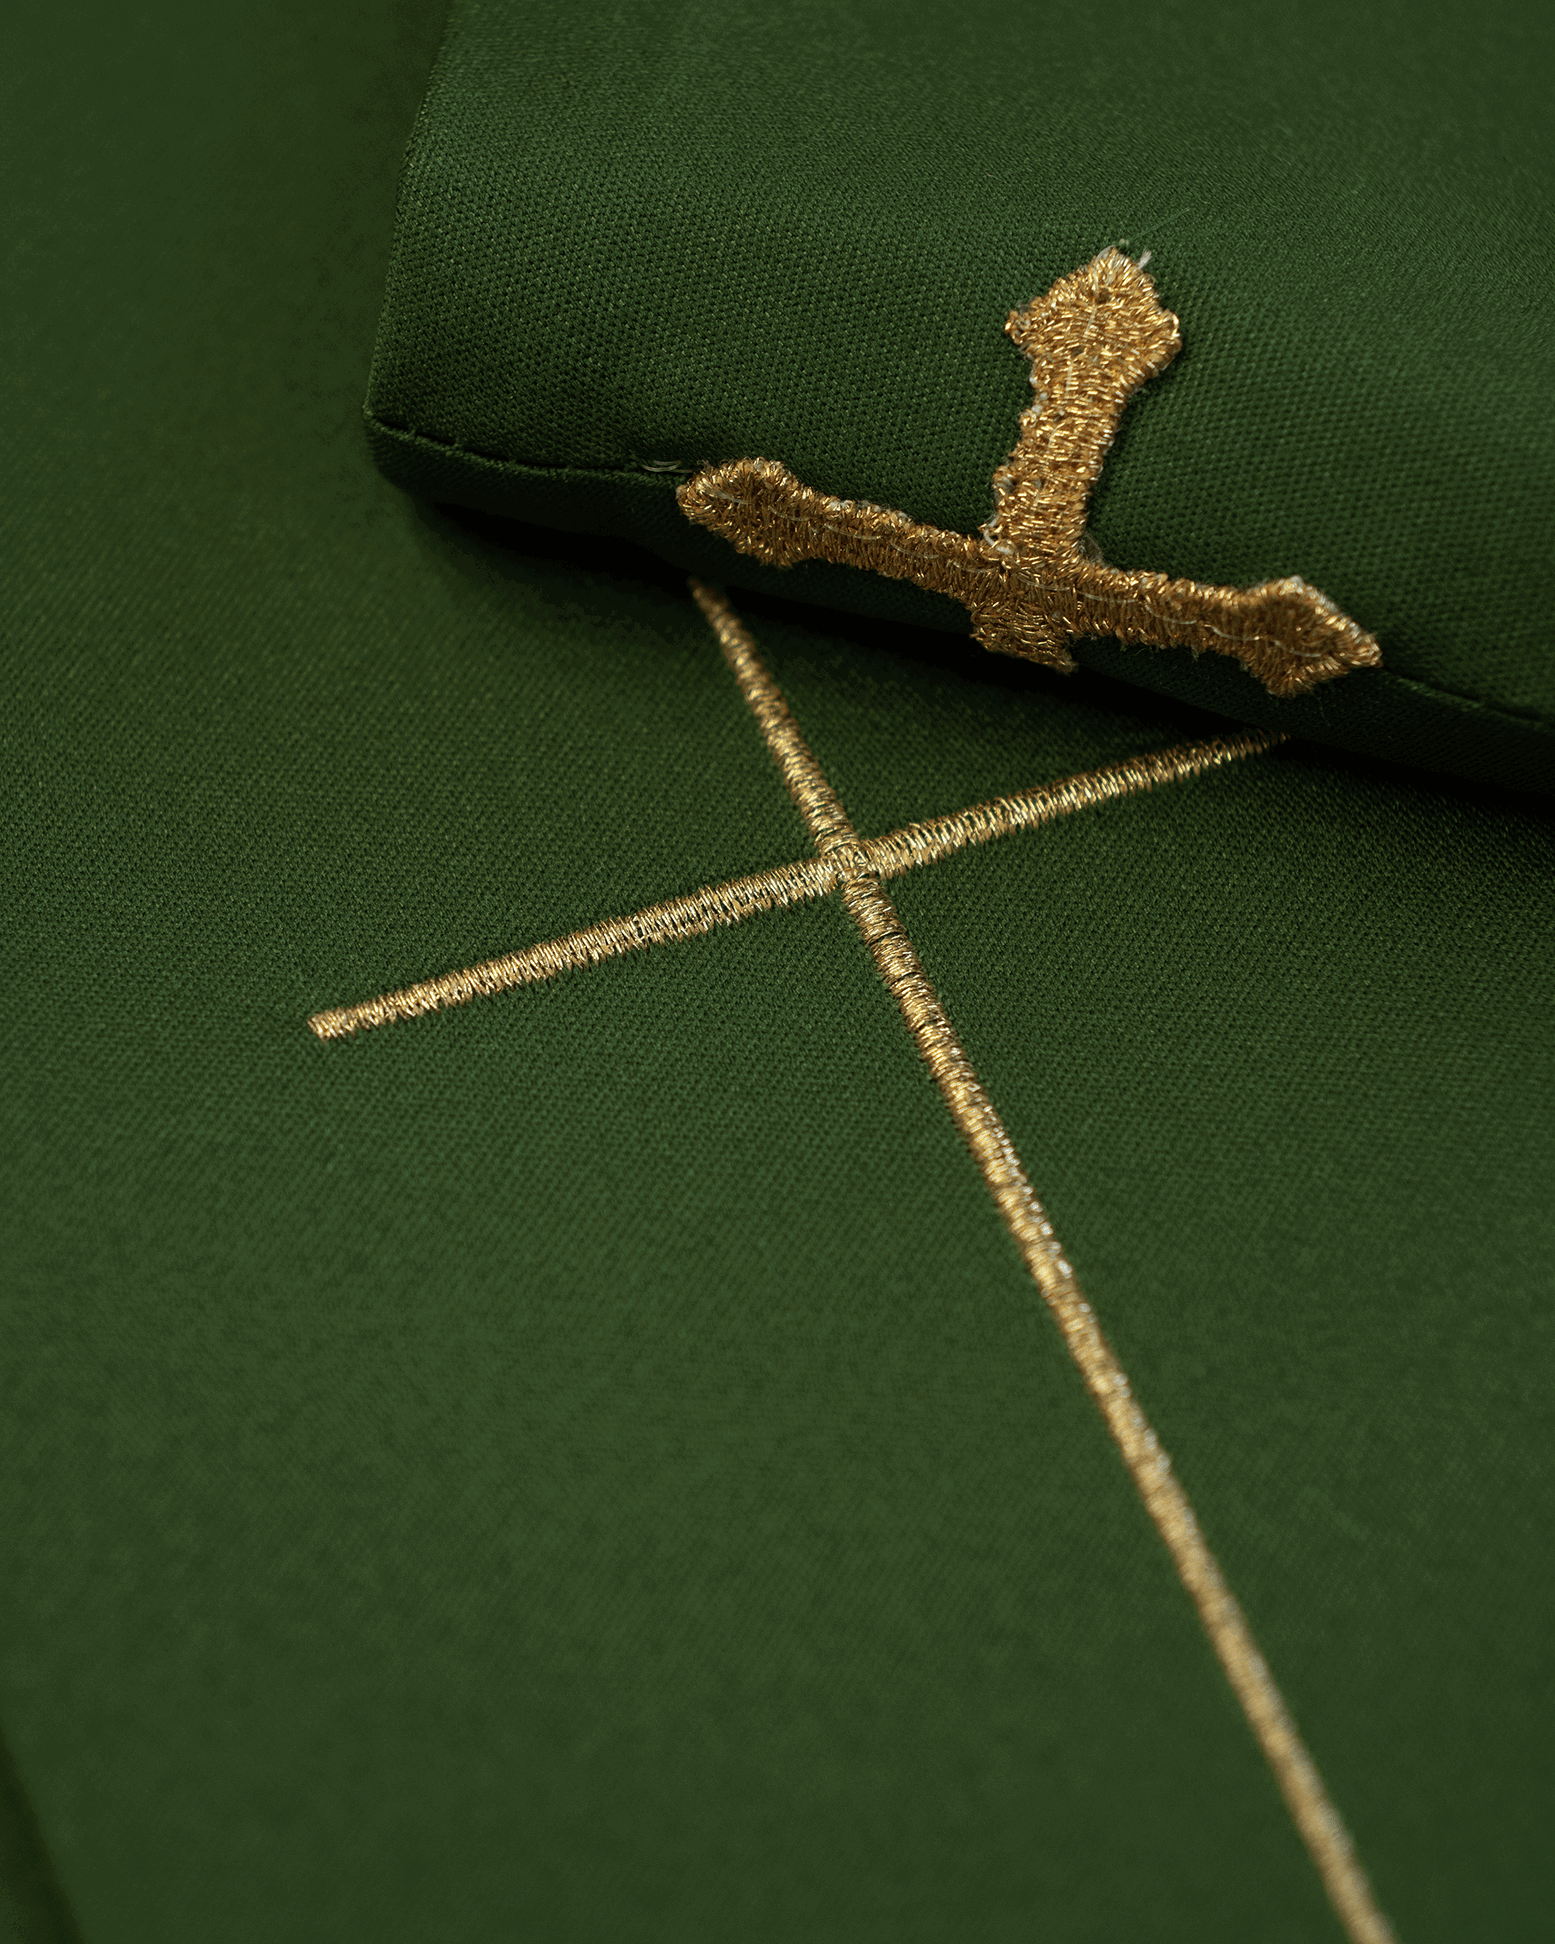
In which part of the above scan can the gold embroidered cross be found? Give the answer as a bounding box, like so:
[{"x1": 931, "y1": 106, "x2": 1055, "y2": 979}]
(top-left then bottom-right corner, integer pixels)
[
  {"x1": 679, "y1": 249, "x2": 1380, "y2": 698},
  {"x1": 306, "y1": 585, "x2": 1394, "y2": 1944}
]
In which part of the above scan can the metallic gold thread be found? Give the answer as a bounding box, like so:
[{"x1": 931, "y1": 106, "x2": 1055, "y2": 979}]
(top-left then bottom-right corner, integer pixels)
[
  {"x1": 858, "y1": 727, "x2": 1278, "y2": 876},
  {"x1": 306, "y1": 857, "x2": 835, "y2": 1040},
  {"x1": 308, "y1": 730, "x2": 1276, "y2": 1041},
  {"x1": 692, "y1": 578, "x2": 1395, "y2": 1944},
  {"x1": 678, "y1": 249, "x2": 1381, "y2": 698}
]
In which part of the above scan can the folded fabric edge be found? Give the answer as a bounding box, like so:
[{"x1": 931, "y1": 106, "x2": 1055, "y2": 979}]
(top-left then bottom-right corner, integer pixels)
[{"x1": 363, "y1": 412, "x2": 1555, "y2": 799}]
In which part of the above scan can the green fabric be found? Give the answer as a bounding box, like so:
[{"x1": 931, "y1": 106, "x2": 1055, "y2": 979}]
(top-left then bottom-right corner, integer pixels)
[
  {"x1": 0, "y1": 1731, "x2": 76, "y2": 1944},
  {"x1": 4, "y1": 2, "x2": 1554, "y2": 1941},
  {"x1": 365, "y1": 0, "x2": 1555, "y2": 795}
]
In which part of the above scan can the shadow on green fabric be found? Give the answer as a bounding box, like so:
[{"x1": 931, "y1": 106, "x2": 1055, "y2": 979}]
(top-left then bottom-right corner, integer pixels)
[{"x1": 0, "y1": 1728, "x2": 80, "y2": 1944}]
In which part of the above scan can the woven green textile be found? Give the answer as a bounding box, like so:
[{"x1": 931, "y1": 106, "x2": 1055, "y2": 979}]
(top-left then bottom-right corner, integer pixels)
[
  {"x1": 3, "y1": 2, "x2": 1554, "y2": 1941},
  {"x1": 366, "y1": 0, "x2": 1555, "y2": 794}
]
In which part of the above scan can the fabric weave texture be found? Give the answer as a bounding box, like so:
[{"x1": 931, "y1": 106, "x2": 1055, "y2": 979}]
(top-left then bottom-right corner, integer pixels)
[
  {"x1": 2, "y1": 2, "x2": 1553, "y2": 1941},
  {"x1": 366, "y1": 0, "x2": 1555, "y2": 792}
]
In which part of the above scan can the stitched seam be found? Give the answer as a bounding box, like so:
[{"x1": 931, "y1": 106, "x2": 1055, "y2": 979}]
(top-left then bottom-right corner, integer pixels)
[
  {"x1": 307, "y1": 731, "x2": 1276, "y2": 1041},
  {"x1": 692, "y1": 578, "x2": 1395, "y2": 1944},
  {"x1": 364, "y1": 408, "x2": 686, "y2": 482}
]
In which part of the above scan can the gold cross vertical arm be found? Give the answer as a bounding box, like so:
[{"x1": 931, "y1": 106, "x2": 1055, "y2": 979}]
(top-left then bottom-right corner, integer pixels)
[
  {"x1": 303, "y1": 575, "x2": 1395, "y2": 1944},
  {"x1": 678, "y1": 248, "x2": 1381, "y2": 698}
]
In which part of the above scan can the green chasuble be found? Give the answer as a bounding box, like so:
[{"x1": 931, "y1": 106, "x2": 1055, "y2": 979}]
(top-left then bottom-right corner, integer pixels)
[{"x1": 1, "y1": 3, "x2": 1551, "y2": 1942}]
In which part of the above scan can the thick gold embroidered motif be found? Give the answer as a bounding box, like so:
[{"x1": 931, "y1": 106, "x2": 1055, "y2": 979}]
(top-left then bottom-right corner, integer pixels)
[{"x1": 679, "y1": 249, "x2": 1381, "y2": 698}]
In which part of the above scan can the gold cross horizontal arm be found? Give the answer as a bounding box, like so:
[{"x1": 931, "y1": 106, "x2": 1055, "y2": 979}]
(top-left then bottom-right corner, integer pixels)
[
  {"x1": 306, "y1": 725, "x2": 1279, "y2": 1041},
  {"x1": 679, "y1": 250, "x2": 1381, "y2": 699}
]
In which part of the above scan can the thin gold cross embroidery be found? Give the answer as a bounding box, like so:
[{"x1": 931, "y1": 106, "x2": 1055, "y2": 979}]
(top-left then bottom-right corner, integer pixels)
[
  {"x1": 308, "y1": 720, "x2": 1279, "y2": 1039},
  {"x1": 309, "y1": 583, "x2": 1394, "y2": 1944},
  {"x1": 679, "y1": 249, "x2": 1381, "y2": 698}
]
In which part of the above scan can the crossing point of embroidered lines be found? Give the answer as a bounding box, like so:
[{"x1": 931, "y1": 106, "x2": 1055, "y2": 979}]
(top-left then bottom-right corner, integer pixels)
[
  {"x1": 309, "y1": 630, "x2": 1281, "y2": 1042},
  {"x1": 309, "y1": 581, "x2": 1394, "y2": 1944}
]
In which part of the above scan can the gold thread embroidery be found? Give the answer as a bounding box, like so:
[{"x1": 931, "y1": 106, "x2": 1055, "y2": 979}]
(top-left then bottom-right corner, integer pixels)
[
  {"x1": 307, "y1": 857, "x2": 835, "y2": 1040},
  {"x1": 679, "y1": 249, "x2": 1381, "y2": 699},
  {"x1": 859, "y1": 726, "x2": 1277, "y2": 876},
  {"x1": 308, "y1": 728, "x2": 1278, "y2": 1040},
  {"x1": 693, "y1": 578, "x2": 1395, "y2": 1944}
]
